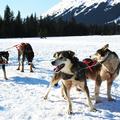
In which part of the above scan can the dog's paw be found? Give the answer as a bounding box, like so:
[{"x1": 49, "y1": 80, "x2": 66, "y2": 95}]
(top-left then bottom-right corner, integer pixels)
[
  {"x1": 44, "y1": 96, "x2": 47, "y2": 100},
  {"x1": 95, "y1": 99, "x2": 102, "y2": 104},
  {"x1": 108, "y1": 98, "x2": 116, "y2": 102},
  {"x1": 67, "y1": 110, "x2": 73, "y2": 115},
  {"x1": 5, "y1": 77, "x2": 8, "y2": 80},
  {"x1": 90, "y1": 108, "x2": 97, "y2": 112},
  {"x1": 62, "y1": 95, "x2": 67, "y2": 100},
  {"x1": 91, "y1": 95, "x2": 95, "y2": 100}
]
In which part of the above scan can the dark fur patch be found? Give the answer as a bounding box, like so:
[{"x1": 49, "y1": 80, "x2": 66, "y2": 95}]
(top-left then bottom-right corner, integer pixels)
[
  {"x1": 97, "y1": 49, "x2": 110, "y2": 57},
  {"x1": 0, "y1": 51, "x2": 9, "y2": 63},
  {"x1": 59, "y1": 72, "x2": 73, "y2": 80},
  {"x1": 25, "y1": 43, "x2": 34, "y2": 63},
  {"x1": 53, "y1": 50, "x2": 75, "y2": 58},
  {"x1": 0, "y1": 51, "x2": 9, "y2": 79}
]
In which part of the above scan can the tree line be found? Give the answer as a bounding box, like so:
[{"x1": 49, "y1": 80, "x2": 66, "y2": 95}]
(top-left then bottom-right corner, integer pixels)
[{"x1": 0, "y1": 5, "x2": 120, "y2": 38}]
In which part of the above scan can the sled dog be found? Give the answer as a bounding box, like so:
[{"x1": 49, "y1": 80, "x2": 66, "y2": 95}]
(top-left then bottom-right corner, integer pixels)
[
  {"x1": 15, "y1": 43, "x2": 34, "y2": 72},
  {"x1": 44, "y1": 50, "x2": 96, "y2": 114},
  {"x1": 90, "y1": 44, "x2": 120, "y2": 102}
]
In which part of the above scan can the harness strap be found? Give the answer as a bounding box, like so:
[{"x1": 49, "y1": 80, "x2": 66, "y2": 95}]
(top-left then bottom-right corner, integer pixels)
[{"x1": 83, "y1": 59, "x2": 97, "y2": 72}]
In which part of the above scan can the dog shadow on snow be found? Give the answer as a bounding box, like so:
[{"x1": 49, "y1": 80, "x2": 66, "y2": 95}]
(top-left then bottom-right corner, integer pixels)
[
  {"x1": 0, "y1": 106, "x2": 5, "y2": 111},
  {"x1": 82, "y1": 96, "x2": 120, "y2": 119},
  {"x1": 10, "y1": 76, "x2": 49, "y2": 85},
  {"x1": 95, "y1": 96, "x2": 120, "y2": 112}
]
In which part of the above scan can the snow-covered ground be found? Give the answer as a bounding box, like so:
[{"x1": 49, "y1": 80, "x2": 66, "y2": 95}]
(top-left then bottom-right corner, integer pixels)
[{"x1": 0, "y1": 36, "x2": 120, "y2": 120}]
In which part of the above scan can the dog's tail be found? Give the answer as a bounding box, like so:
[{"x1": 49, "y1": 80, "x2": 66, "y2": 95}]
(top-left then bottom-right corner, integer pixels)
[{"x1": 4, "y1": 45, "x2": 18, "y2": 51}]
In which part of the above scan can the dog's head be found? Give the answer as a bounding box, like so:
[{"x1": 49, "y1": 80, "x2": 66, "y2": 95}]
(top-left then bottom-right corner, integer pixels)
[
  {"x1": 0, "y1": 51, "x2": 9, "y2": 64},
  {"x1": 90, "y1": 44, "x2": 110, "y2": 62},
  {"x1": 51, "y1": 50, "x2": 75, "y2": 73},
  {"x1": 25, "y1": 43, "x2": 34, "y2": 64}
]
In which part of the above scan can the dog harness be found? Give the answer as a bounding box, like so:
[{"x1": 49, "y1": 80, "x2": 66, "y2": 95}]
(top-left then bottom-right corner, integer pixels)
[{"x1": 82, "y1": 59, "x2": 97, "y2": 72}]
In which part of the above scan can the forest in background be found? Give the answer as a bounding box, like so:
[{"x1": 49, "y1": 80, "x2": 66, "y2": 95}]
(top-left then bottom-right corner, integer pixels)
[{"x1": 0, "y1": 5, "x2": 120, "y2": 38}]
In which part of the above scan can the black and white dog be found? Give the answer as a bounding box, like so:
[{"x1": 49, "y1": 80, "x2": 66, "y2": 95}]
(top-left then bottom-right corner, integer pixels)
[{"x1": 0, "y1": 51, "x2": 9, "y2": 80}]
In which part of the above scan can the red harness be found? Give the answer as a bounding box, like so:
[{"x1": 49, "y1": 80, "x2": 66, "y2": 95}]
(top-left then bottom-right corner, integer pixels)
[
  {"x1": 14, "y1": 43, "x2": 26, "y2": 52},
  {"x1": 82, "y1": 59, "x2": 97, "y2": 72}
]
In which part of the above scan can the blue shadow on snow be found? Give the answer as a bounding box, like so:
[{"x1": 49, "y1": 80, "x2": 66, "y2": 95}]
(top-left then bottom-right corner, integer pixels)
[
  {"x1": 11, "y1": 76, "x2": 49, "y2": 85},
  {"x1": 0, "y1": 106, "x2": 5, "y2": 111}
]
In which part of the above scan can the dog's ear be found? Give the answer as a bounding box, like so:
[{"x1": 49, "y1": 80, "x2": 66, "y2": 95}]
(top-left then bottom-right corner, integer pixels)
[
  {"x1": 68, "y1": 51, "x2": 75, "y2": 57},
  {"x1": 53, "y1": 52, "x2": 59, "y2": 58},
  {"x1": 102, "y1": 44, "x2": 109, "y2": 51}
]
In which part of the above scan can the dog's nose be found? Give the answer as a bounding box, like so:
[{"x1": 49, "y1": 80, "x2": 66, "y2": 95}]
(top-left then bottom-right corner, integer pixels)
[
  {"x1": 89, "y1": 55, "x2": 91, "y2": 58},
  {"x1": 51, "y1": 61, "x2": 55, "y2": 65}
]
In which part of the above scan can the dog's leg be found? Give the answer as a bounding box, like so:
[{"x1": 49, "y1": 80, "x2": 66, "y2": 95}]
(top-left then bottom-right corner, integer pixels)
[
  {"x1": 62, "y1": 81, "x2": 72, "y2": 114},
  {"x1": 66, "y1": 88, "x2": 72, "y2": 114},
  {"x1": 107, "y1": 80, "x2": 114, "y2": 101},
  {"x1": 44, "y1": 73, "x2": 60, "y2": 100},
  {"x1": 95, "y1": 75, "x2": 102, "y2": 103},
  {"x1": 2, "y1": 65, "x2": 8, "y2": 80},
  {"x1": 80, "y1": 82, "x2": 96, "y2": 111},
  {"x1": 21, "y1": 53, "x2": 25, "y2": 72},
  {"x1": 61, "y1": 82, "x2": 67, "y2": 99},
  {"x1": 17, "y1": 52, "x2": 20, "y2": 70},
  {"x1": 30, "y1": 63, "x2": 33, "y2": 72}
]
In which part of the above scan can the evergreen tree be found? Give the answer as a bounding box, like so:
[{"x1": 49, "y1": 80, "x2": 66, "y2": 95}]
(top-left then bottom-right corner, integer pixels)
[
  {"x1": 3, "y1": 5, "x2": 14, "y2": 37},
  {"x1": 14, "y1": 11, "x2": 23, "y2": 37}
]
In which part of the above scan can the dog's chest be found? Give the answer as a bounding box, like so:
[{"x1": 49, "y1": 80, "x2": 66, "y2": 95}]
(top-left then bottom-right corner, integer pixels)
[{"x1": 60, "y1": 72, "x2": 73, "y2": 80}]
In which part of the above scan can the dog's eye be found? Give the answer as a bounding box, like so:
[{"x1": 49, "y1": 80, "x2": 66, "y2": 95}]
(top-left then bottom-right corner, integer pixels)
[{"x1": 60, "y1": 57, "x2": 63, "y2": 59}]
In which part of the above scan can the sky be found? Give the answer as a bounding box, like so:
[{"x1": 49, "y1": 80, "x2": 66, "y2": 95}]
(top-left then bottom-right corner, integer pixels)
[{"x1": 0, "y1": 0, "x2": 60, "y2": 18}]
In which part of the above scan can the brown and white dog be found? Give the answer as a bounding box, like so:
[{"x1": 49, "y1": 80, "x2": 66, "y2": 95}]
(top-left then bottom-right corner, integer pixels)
[
  {"x1": 90, "y1": 44, "x2": 120, "y2": 102},
  {"x1": 15, "y1": 43, "x2": 34, "y2": 72},
  {"x1": 0, "y1": 51, "x2": 9, "y2": 80},
  {"x1": 44, "y1": 50, "x2": 96, "y2": 114}
]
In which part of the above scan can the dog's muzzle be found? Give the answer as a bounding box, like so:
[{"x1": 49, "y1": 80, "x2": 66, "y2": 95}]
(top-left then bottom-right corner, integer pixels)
[{"x1": 51, "y1": 61, "x2": 65, "y2": 72}]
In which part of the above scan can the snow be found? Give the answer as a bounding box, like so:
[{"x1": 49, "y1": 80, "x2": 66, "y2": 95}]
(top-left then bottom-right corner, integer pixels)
[
  {"x1": 0, "y1": 36, "x2": 120, "y2": 120},
  {"x1": 107, "y1": 16, "x2": 120, "y2": 24},
  {"x1": 42, "y1": 0, "x2": 120, "y2": 18}
]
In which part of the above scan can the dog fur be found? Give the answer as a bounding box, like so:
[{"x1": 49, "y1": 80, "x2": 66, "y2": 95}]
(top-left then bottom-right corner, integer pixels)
[
  {"x1": 0, "y1": 51, "x2": 9, "y2": 80},
  {"x1": 90, "y1": 44, "x2": 120, "y2": 102},
  {"x1": 44, "y1": 50, "x2": 96, "y2": 114},
  {"x1": 15, "y1": 43, "x2": 34, "y2": 72}
]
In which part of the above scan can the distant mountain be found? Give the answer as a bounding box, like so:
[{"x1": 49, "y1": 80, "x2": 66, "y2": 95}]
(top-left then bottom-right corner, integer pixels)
[{"x1": 43, "y1": 0, "x2": 120, "y2": 25}]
